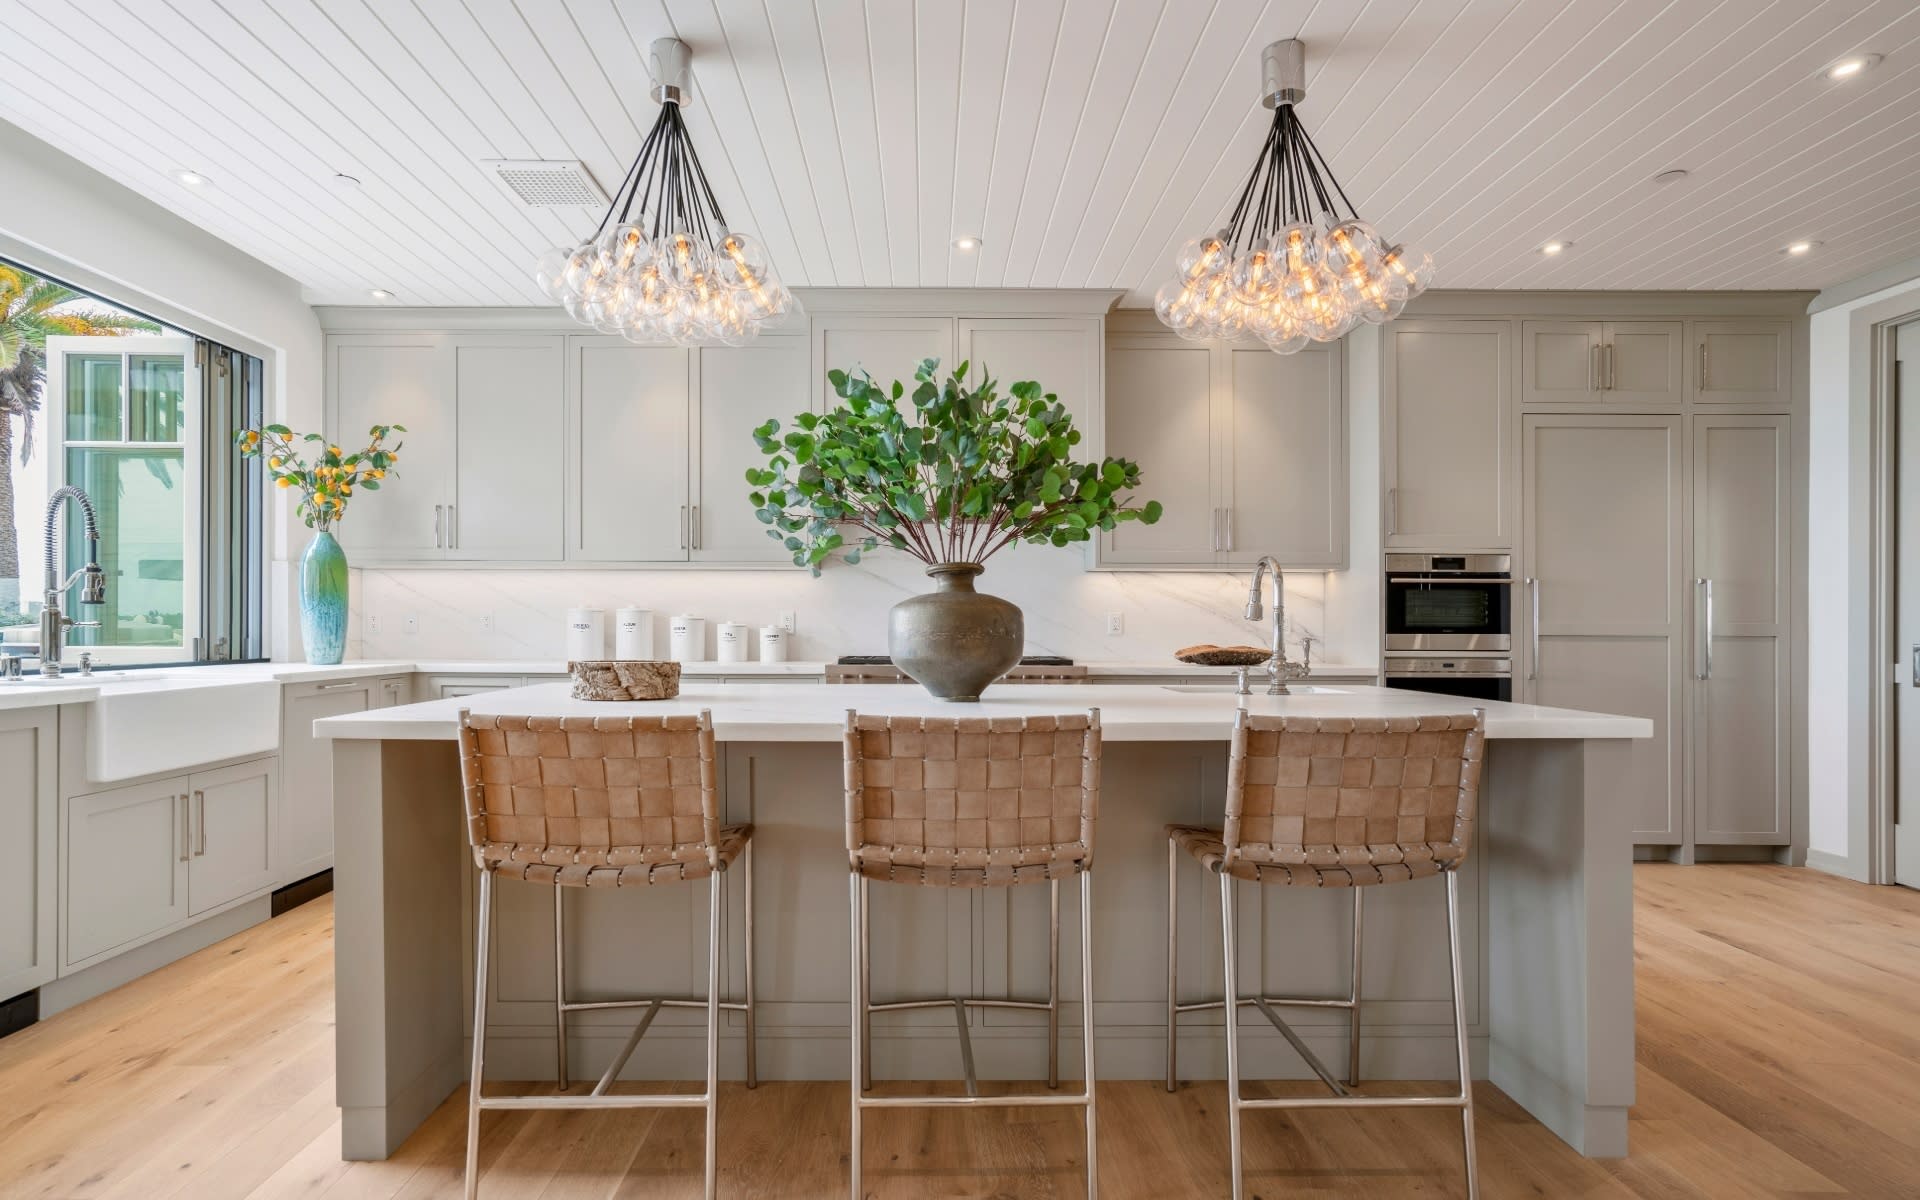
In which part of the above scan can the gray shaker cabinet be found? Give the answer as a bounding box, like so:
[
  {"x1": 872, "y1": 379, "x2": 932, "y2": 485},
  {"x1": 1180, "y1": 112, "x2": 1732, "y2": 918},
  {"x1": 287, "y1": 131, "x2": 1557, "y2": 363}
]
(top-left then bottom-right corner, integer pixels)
[
  {"x1": 1383, "y1": 321, "x2": 1512, "y2": 550},
  {"x1": 1689, "y1": 414, "x2": 1791, "y2": 844},
  {"x1": 1521, "y1": 321, "x2": 1684, "y2": 407},
  {"x1": 0, "y1": 708, "x2": 57, "y2": 1000},
  {"x1": 1522, "y1": 414, "x2": 1685, "y2": 844}
]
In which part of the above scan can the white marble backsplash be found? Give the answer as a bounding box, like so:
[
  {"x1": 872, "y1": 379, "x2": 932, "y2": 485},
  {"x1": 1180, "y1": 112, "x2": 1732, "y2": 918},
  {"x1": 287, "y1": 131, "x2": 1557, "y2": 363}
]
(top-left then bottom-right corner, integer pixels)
[{"x1": 348, "y1": 544, "x2": 1339, "y2": 665}]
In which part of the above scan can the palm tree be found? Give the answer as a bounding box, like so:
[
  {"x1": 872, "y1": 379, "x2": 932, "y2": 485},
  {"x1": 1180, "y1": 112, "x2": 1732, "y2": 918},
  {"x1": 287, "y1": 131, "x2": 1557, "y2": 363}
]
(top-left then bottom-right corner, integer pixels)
[{"x1": 0, "y1": 265, "x2": 156, "y2": 618}]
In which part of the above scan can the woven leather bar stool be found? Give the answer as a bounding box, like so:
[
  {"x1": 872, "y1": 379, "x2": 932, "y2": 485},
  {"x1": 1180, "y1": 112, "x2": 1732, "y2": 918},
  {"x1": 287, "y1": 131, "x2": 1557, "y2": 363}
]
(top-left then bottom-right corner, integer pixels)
[
  {"x1": 456, "y1": 708, "x2": 756, "y2": 1200},
  {"x1": 843, "y1": 709, "x2": 1102, "y2": 1200},
  {"x1": 1165, "y1": 709, "x2": 1486, "y2": 1200}
]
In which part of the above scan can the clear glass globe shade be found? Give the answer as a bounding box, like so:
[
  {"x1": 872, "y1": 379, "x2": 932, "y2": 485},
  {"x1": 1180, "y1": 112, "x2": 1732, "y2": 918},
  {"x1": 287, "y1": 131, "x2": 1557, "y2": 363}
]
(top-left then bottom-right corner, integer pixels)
[
  {"x1": 1324, "y1": 220, "x2": 1382, "y2": 273},
  {"x1": 1266, "y1": 332, "x2": 1309, "y2": 355},
  {"x1": 1154, "y1": 280, "x2": 1198, "y2": 327},
  {"x1": 1231, "y1": 240, "x2": 1284, "y2": 305},
  {"x1": 1176, "y1": 234, "x2": 1230, "y2": 281},
  {"x1": 658, "y1": 231, "x2": 710, "y2": 289},
  {"x1": 561, "y1": 243, "x2": 599, "y2": 294},
  {"x1": 535, "y1": 246, "x2": 572, "y2": 297},
  {"x1": 1382, "y1": 244, "x2": 1435, "y2": 296},
  {"x1": 599, "y1": 223, "x2": 650, "y2": 273},
  {"x1": 714, "y1": 231, "x2": 774, "y2": 292},
  {"x1": 1277, "y1": 223, "x2": 1324, "y2": 273}
]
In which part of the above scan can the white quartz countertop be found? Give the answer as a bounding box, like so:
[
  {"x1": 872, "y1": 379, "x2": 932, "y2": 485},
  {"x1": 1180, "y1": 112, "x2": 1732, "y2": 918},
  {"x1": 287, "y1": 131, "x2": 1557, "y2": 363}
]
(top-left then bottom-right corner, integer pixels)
[
  {"x1": 314, "y1": 680, "x2": 1649, "y2": 743},
  {"x1": 404, "y1": 659, "x2": 1379, "y2": 678}
]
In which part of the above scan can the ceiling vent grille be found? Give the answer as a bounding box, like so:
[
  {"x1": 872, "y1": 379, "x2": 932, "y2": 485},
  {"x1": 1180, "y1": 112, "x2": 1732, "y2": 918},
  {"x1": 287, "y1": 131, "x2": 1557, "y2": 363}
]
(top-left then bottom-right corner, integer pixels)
[{"x1": 481, "y1": 159, "x2": 608, "y2": 207}]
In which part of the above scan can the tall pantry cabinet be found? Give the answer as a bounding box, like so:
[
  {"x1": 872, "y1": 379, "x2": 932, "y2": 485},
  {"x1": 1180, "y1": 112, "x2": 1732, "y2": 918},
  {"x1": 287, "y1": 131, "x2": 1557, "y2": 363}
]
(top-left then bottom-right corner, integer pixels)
[{"x1": 1384, "y1": 305, "x2": 1798, "y2": 858}]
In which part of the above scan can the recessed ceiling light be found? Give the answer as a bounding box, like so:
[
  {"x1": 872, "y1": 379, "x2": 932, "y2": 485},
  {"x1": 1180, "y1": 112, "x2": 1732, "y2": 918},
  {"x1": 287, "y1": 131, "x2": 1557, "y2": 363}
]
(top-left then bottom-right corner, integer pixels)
[
  {"x1": 331, "y1": 172, "x2": 363, "y2": 189},
  {"x1": 368, "y1": 288, "x2": 395, "y2": 301},
  {"x1": 1540, "y1": 240, "x2": 1571, "y2": 256},
  {"x1": 1822, "y1": 53, "x2": 1881, "y2": 81},
  {"x1": 952, "y1": 235, "x2": 982, "y2": 252},
  {"x1": 1652, "y1": 168, "x2": 1691, "y2": 186},
  {"x1": 173, "y1": 169, "x2": 207, "y2": 186},
  {"x1": 1785, "y1": 241, "x2": 1821, "y2": 256}
]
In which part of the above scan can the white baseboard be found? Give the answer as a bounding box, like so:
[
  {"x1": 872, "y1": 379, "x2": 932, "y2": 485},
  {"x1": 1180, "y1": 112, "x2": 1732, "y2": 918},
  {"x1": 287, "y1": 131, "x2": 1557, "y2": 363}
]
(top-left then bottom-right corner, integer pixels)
[{"x1": 1803, "y1": 848, "x2": 1864, "y2": 881}]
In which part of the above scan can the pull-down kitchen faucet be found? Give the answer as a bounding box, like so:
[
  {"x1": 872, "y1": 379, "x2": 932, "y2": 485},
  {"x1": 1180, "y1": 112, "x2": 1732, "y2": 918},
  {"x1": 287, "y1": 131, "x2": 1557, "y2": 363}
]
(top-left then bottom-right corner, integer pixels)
[
  {"x1": 39, "y1": 485, "x2": 107, "y2": 678},
  {"x1": 1245, "y1": 555, "x2": 1309, "y2": 695}
]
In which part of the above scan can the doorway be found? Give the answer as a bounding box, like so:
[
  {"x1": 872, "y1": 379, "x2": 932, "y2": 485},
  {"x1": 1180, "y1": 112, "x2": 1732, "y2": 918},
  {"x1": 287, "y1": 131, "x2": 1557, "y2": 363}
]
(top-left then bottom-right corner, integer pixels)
[{"x1": 1897, "y1": 322, "x2": 1920, "y2": 889}]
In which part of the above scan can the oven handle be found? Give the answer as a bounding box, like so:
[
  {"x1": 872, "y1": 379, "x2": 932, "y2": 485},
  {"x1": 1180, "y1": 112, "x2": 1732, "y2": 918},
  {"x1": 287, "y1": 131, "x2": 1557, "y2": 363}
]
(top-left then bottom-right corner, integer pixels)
[{"x1": 1385, "y1": 576, "x2": 1515, "y2": 585}]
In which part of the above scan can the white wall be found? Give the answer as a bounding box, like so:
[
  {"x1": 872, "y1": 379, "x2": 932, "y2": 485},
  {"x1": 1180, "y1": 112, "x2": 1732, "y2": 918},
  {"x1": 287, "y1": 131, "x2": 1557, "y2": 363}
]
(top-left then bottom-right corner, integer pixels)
[
  {"x1": 0, "y1": 117, "x2": 322, "y2": 658},
  {"x1": 1806, "y1": 271, "x2": 1920, "y2": 874}
]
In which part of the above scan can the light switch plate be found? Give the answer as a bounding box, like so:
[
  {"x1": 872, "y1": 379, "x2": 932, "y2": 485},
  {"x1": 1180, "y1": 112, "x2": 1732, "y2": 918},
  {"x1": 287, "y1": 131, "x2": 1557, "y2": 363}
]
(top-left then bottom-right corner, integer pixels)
[{"x1": 1106, "y1": 612, "x2": 1124, "y2": 636}]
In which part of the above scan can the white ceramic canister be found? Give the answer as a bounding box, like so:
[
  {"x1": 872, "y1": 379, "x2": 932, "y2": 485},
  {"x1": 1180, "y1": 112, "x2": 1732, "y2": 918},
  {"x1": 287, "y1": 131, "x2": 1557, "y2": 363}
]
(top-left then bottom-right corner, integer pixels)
[
  {"x1": 565, "y1": 608, "x2": 606, "y2": 661},
  {"x1": 716, "y1": 621, "x2": 750, "y2": 664},
  {"x1": 615, "y1": 607, "x2": 655, "y2": 659},
  {"x1": 669, "y1": 615, "x2": 707, "y2": 662},
  {"x1": 759, "y1": 624, "x2": 788, "y2": 662}
]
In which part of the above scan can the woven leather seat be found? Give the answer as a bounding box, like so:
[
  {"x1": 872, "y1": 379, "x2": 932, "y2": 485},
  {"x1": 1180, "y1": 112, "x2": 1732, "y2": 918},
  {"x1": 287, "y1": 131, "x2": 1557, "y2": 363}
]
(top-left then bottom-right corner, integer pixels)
[
  {"x1": 843, "y1": 713, "x2": 1099, "y2": 888},
  {"x1": 460, "y1": 712, "x2": 750, "y2": 886},
  {"x1": 1169, "y1": 713, "x2": 1481, "y2": 884}
]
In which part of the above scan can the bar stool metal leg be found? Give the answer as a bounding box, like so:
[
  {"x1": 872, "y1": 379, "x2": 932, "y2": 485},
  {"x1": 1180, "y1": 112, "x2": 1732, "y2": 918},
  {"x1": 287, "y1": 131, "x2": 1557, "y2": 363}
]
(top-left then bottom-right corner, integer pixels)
[
  {"x1": 744, "y1": 838, "x2": 758, "y2": 1090},
  {"x1": 1218, "y1": 868, "x2": 1245, "y2": 1200},
  {"x1": 1165, "y1": 835, "x2": 1178, "y2": 1092},
  {"x1": 704, "y1": 869, "x2": 722, "y2": 1200},
  {"x1": 848, "y1": 873, "x2": 864, "y2": 1200},
  {"x1": 1049, "y1": 877, "x2": 1062, "y2": 1089},
  {"x1": 464, "y1": 871, "x2": 494, "y2": 1200},
  {"x1": 1348, "y1": 887, "x2": 1364, "y2": 1087},
  {"x1": 1080, "y1": 870, "x2": 1100, "y2": 1199},
  {"x1": 1446, "y1": 870, "x2": 1479, "y2": 1199},
  {"x1": 553, "y1": 886, "x2": 568, "y2": 1091}
]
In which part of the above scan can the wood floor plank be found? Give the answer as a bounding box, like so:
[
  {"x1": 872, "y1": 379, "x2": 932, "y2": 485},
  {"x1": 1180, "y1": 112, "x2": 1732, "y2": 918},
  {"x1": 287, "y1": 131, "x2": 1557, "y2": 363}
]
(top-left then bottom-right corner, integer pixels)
[{"x1": 2, "y1": 866, "x2": 1917, "y2": 1198}]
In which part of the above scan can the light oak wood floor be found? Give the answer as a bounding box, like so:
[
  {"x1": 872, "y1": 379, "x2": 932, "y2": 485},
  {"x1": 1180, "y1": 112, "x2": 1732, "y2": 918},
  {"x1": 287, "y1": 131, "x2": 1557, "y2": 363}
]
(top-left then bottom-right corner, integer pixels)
[{"x1": 1, "y1": 864, "x2": 1916, "y2": 1199}]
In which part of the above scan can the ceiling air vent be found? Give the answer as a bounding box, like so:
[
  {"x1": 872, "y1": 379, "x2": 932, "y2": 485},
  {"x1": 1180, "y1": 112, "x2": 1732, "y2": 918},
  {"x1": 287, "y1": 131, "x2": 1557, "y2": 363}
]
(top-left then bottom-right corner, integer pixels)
[{"x1": 481, "y1": 159, "x2": 608, "y2": 207}]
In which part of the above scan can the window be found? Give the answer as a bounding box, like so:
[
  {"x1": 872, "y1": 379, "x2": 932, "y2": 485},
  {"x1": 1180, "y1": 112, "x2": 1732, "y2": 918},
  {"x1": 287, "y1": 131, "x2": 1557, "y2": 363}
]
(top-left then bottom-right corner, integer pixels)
[{"x1": 2, "y1": 259, "x2": 264, "y2": 665}]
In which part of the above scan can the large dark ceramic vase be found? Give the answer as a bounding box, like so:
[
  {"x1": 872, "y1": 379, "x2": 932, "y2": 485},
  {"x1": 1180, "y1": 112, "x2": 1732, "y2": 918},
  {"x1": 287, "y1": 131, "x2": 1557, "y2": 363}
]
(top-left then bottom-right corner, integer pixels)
[{"x1": 888, "y1": 563, "x2": 1023, "y2": 701}]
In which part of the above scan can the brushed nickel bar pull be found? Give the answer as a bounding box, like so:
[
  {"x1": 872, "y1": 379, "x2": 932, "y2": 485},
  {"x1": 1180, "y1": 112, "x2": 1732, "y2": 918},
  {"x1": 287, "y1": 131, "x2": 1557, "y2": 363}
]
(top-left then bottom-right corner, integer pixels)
[
  {"x1": 1224, "y1": 507, "x2": 1234, "y2": 552},
  {"x1": 1702, "y1": 578, "x2": 1714, "y2": 680},
  {"x1": 194, "y1": 790, "x2": 206, "y2": 857},
  {"x1": 1606, "y1": 343, "x2": 1615, "y2": 390},
  {"x1": 314, "y1": 679, "x2": 361, "y2": 691},
  {"x1": 690, "y1": 505, "x2": 700, "y2": 551},
  {"x1": 447, "y1": 504, "x2": 457, "y2": 550},
  {"x1": 1698, "y1": 342, "x2": 1708, "y2": 390},
  {"x1": 1387, "y1": 488, "x2": 1398, "y2": 537},
  {"x1": 433, "y1": 504, "x2": 443, "y2": 549},
  {"x1": 179, "y1": 795, "x2": 190, "y2": 863},
  {"x1": 1527, "y1": 577, "x2": 1540, "y2": 681},
  {"x1": 679, "y1": 505, "x2": 689, "y2": 550}
]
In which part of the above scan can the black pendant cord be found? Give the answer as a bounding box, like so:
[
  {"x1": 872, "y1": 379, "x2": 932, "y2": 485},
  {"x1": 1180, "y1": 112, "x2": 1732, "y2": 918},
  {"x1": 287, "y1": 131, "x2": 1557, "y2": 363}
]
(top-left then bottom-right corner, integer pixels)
[
  {"x1": 1219, "y1": 103, "x2": 1363, "y2": 256},
  {"x1": 587, "y1": 100, "x2": 733, "y2": 250}
]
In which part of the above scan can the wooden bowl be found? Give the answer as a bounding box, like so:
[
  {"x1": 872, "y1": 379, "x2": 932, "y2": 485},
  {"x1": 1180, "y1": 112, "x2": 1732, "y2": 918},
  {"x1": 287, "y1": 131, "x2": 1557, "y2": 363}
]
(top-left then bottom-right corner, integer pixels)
[
  {"x1": 568, "y1": 660, "x2": 681, "y2": 701},
  {"x1": 1173, "y1": 644, "x2": 1273, "y2": 668}
]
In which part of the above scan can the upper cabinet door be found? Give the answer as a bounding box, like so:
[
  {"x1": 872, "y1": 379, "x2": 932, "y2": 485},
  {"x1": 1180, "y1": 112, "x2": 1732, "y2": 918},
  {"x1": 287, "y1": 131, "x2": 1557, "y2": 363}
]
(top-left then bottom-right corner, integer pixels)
[
  {"x1": 1101, "y1": 337, "x2": 1216, "y2": 565},
  {"x1": 694, "y1": 338, "x2": 807, "y2": 563},
  {"x1": 1693, "y1": 321, "x2": 1790, "y2": 407},
  {"x1": 1520, "y1": 322, "x2": 1602, "y2": 405},
  {"x1": 956, "y1": 318, "x2": 1103, "y2": 449},
  {"x1": 1603, "y1": 321, "x2": 1684, "y2": 406},
  {"x1": 447, "y1": 337, "x2": 565, "y2": 561},
  {"x1": 1222, "y1": 342, "x2": 1345, "y2": 567},
  {"x1": 1384, "y1": 321, "x2": 1512, "y2": 550},
  {"x1": 812, "y1": 316, "x2": 955, "y2": 412},
  {"x1": 573, "y1": 340, "x2": 690, "y2": 562},
  {"x1": 328, "y1": 335, "x2": 450, "y2": 562}
]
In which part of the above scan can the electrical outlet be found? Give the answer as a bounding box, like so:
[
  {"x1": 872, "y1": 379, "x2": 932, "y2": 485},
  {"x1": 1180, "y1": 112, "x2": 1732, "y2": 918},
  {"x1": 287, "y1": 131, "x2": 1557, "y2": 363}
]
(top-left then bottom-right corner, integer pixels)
[
  {"x1": 365, "y1": 614, "x2": 382, "y2": 634},
  {"x1": 476, "y1": 611, "x2": 494, "y2": 635},
  {"x1": 1106, "y1": 612, "x2": 1124, "y2": 636},
  {"x1": 403, "y1": 614, "x2": 419, "y2": 635},
  {"x1": 779, "y1": 610, "x2": 797, "y2": 634}
]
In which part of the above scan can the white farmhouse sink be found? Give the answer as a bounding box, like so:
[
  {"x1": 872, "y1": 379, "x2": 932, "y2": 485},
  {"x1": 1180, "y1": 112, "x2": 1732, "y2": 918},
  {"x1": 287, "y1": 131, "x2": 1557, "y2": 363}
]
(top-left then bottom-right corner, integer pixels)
[{"x1": 86, "y1": 676, "x2": 280, "y2": 783}]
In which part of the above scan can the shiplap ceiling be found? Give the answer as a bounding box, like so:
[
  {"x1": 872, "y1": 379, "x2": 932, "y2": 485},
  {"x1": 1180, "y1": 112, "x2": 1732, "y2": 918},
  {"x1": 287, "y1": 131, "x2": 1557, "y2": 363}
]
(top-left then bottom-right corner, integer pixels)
[{"x1": 3, "y1": 0, "x2": 1916, "y2": 308}]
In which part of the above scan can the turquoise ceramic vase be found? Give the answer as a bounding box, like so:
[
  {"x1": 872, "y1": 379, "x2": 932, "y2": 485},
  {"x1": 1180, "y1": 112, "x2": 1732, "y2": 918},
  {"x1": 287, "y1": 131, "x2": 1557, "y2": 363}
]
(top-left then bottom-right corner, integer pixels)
[{"x1": 300, "y1": 530, "x2": 348, "y2": 665}]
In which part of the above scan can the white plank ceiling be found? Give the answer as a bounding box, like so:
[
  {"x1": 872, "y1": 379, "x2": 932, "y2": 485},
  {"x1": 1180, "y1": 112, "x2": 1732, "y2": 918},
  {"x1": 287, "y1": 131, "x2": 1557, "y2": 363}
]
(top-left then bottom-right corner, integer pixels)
[{"x1": 2, "y1": 0, "x2": 1916, "y2": 307}]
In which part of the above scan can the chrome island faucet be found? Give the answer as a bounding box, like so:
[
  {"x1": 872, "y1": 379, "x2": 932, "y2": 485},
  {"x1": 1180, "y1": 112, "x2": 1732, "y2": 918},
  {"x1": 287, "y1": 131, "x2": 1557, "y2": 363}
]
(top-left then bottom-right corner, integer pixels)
[
  {"x1": 39, "y1": 485, "x2": 107, "y2": 679},
  {"x1": 1245, "y1": 555, "x2": 1310, "y2": 695}
]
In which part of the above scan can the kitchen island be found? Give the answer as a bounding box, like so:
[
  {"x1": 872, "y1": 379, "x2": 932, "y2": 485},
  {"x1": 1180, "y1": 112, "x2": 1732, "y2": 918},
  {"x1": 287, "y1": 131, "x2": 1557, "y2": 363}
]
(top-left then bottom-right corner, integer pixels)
[{"x1": 317, "y1": 681, "x2": 1649, "y2": 1161}]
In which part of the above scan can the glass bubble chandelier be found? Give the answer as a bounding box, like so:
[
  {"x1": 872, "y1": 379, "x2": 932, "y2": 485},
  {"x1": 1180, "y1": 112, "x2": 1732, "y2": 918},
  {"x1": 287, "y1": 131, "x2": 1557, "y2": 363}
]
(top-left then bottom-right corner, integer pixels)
[
  {"x1": 1155, "y1": 39, "x2": 1432, "y2": 353},
  {"x1": 536, "y1": 38, "x2": 790, "y2": 345}
]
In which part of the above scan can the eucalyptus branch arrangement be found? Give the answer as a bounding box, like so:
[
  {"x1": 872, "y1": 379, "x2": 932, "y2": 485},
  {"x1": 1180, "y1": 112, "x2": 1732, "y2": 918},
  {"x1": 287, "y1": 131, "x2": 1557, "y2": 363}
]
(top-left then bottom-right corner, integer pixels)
[
  {"x1": 236, "y1": 423, "x2": 404, "y2": 531},
  {"x1": 746, "y1": 359, "x2": 1160, "y2": 575}
]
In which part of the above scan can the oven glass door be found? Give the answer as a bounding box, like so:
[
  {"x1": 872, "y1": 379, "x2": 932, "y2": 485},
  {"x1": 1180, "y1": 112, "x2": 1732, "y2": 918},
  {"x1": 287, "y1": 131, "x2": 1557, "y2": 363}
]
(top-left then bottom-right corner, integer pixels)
[
  {"x1": 1385, "y1": 579, "x2": 1511, "y2": 649},
  {"x1": 1383, "y1": 673, "x2": 1513, "y2": 702}
]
